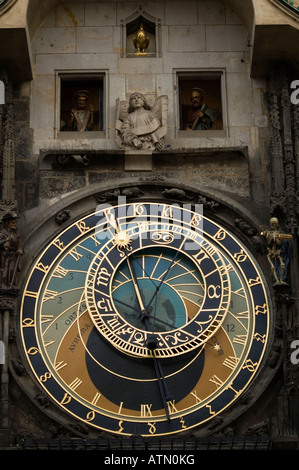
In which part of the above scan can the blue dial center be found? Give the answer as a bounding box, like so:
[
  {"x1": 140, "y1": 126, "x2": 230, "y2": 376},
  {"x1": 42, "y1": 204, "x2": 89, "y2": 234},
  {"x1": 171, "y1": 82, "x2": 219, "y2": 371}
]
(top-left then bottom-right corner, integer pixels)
[{"x1": 112, "y1": 247, "x2": 204, "y2": 333}]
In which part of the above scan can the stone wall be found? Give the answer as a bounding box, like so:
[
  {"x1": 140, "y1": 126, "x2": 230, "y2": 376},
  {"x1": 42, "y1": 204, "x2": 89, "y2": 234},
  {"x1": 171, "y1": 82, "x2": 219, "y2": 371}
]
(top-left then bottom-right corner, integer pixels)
[{"x1": 24, "y1": 0, "x2": 270, "y2": 212}]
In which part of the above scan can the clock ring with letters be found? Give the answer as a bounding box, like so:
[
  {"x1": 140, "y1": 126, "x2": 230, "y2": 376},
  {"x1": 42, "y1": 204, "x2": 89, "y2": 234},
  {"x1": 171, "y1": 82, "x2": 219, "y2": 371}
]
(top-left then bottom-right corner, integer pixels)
[{"x1": 20, "y1": 201, "x2": 271, "y2": 436}]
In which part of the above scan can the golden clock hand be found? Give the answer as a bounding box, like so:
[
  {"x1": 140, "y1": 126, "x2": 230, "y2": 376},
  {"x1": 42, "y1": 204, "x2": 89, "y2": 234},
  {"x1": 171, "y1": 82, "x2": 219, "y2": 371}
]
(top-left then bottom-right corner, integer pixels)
[
  {"x1": 123, "y1": 249, "x2": 181, "y2": 329},
  {"x1": 125, "y1": 255, "x2": 174, "y2": 329},
  {"x1": 124, "y1": 251, "x2": 174, "y2": 421},
  {"x1": 129, "y1": 252, "x2": 158, "y2": 290},
  {"x1": 125, "y1": 253, "x2": 147, "y2": 318},
  {"x1": 113, "y1": 297, "x2": 142, "y2": 315},
  {"x1": 130, "y1": 252, "x2": 174, "y2": 329},
  {"x1": 125, "y1": 252, "x2": 163, "y2": 327},
  {"x1": 114, "y1": 299, "x2": 171, "y2": 330},
  {"x1": 146, "y1": 336, "x2": 173, "y2": 422},
  {"x1": 112, "y1": 296, "x2": 174, "y2": 329},
  {"x1": 145, "y1": 249, "x2": 182, "y2": 312}
]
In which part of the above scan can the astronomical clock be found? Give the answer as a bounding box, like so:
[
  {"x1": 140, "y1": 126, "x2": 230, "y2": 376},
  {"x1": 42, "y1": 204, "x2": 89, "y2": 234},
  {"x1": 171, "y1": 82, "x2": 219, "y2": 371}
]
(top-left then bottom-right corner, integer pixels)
[{"x1": 19, "y1": 199, "x2": 272, "y2": 438}]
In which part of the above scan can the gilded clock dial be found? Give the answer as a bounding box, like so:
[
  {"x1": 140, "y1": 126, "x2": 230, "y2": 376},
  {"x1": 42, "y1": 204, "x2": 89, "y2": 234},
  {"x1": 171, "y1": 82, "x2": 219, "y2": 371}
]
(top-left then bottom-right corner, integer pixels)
[
  {"x1": 86, "y1": 216, "x2": 230, "y2": 358},
  {"x1": 20, "y1": 202, "x2": 271, "y2": 436},
  {"x1": 112, "y1": 246, "x2": 203, "y2": 332}
]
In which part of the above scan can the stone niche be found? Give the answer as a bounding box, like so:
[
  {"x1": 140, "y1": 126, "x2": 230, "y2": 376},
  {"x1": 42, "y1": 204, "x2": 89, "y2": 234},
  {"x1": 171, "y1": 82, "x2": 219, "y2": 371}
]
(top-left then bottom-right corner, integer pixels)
[{"x1": 120, "y1": 6, "x2": 161, "y2": 58}]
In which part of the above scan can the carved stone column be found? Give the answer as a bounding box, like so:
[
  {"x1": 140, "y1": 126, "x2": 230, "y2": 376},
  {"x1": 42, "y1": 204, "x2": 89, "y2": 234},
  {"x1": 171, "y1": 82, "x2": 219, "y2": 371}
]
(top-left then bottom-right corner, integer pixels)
[
  {"x1": 0, "y1": 297, "x2": 16, "y2": 446},
  {"x1": 0, "y1": 77, "x2": 17, "y2": 220},
  {"x1": 0, "y1": 73, "x2": 20, "y2": 445},
  {"x1": 269, "y1": 71, "x2": 285, "y2": 204},
  {"x1": 280, "y1": 73, "x2": 297, "y2": 229},
  {"x1": 268, "y1": 66, "x2": 299, "y2": 447}
]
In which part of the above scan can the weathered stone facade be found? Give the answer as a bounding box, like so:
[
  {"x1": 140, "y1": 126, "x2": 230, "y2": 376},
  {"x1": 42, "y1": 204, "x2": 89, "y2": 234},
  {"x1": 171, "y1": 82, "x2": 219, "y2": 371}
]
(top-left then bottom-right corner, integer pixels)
[{"x1": 0, "y1": 0, "x2": 298, "y2": 451}]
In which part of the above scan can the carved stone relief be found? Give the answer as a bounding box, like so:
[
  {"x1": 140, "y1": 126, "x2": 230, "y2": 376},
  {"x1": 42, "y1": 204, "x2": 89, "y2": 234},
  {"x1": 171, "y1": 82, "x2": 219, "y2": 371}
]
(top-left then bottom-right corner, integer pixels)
[
  {"x1": 0, "y1": 78, "x2": 17, "y2": 221},
  {"x1": 115, "y1": 92, "x2": 168, "y2": 151}
]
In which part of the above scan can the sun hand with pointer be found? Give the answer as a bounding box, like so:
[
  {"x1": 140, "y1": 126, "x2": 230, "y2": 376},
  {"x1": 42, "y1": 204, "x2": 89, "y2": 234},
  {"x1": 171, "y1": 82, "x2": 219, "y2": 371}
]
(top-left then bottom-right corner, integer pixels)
[{"x1": 122, "y1": 245, "x2": 174, "y2": 422}]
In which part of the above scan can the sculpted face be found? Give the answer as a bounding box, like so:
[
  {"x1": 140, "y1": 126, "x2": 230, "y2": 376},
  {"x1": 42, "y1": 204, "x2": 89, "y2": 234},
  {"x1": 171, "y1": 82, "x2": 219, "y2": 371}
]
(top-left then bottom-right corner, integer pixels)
[
  {"x1": 191, "y1": 90, "x2": 203, "y2": 108},
  {"x1": 77, "y1": 95, "x2": 88, "y2": 110},
  {"x1": 8, "y1": 219, "x2": 17, "y2": 232},
  {"x1": 130, "y1": 93, "x2": 144, "y2": 110},
  {"x1": 270, "y1": 217, "x2": 278, "y2": 230}
]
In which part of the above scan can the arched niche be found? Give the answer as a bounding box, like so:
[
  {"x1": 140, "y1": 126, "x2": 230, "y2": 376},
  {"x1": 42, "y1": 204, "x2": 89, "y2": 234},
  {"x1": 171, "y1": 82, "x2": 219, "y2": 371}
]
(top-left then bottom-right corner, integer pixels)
[{"x1": 120, "y1": 6, "x2": 161, "y2": 58}]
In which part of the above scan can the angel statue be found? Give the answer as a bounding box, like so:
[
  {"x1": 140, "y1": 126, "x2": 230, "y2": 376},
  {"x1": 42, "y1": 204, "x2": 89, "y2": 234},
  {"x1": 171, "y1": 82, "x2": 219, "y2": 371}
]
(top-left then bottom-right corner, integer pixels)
[{"x1": 115, "y1": 92, "x2": 168, "y2": 151}]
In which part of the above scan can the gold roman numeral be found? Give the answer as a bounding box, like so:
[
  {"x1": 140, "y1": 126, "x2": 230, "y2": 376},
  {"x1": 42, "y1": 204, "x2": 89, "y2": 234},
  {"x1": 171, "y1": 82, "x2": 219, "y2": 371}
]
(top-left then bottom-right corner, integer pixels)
[
  {"x1": 69, "y1": 377, "x2": 82, "y2": 391},
  {"x1": 223, "y1": 356, "x2": 238, "y2": 370},
  {"x1": 209, "y1": 375, "x2": 223, "y2": 389},
  {"x1": 141, "y1": 404, "x2": 153, "y2": 417}
]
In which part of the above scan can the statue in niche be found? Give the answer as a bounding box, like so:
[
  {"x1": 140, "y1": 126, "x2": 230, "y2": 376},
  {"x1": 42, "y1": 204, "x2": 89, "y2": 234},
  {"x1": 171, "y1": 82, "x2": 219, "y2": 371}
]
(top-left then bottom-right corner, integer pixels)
[
  {"x1": 0, "y1": 212, "x2": 23, "y2": 290},
  {"x1": 133, "y1": 24, "x2": 150, "y2": 55},
  {"x1": 184, "y1": 87, "x2": 219, "y2": 130},
  {"x1": 115, "y1": 92, "x2": 168, "y2": 151},
  {"x1": 61, "y1": 90, "x2": 94, "y2": 132},
  {"x1": 260, "y1": 217, "x2": 293, "y2": 285}
]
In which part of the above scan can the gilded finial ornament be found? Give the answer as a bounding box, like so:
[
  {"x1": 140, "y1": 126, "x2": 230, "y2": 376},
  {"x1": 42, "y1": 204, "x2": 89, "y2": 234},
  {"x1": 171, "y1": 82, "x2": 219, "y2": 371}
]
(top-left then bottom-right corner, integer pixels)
[{"x1": 133, "y1": 23, "x2": 150, "y2": 55}]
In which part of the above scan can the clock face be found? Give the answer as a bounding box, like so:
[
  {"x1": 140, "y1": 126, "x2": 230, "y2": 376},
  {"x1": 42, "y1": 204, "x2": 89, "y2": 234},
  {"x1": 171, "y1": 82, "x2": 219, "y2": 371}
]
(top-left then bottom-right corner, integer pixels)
[{"x1": 20, "y1": 202, "x2": 271, "y2": 437}]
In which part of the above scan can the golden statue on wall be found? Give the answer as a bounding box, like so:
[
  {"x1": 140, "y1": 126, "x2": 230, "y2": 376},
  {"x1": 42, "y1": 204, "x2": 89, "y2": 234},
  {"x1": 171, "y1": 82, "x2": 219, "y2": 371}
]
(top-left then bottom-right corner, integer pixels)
[
  {"x1": 133, "y1": 24, "x2": 150, "y2": 55},
  {"x1": 260, "y1": 217, "x2": 292, "y2": 285}
]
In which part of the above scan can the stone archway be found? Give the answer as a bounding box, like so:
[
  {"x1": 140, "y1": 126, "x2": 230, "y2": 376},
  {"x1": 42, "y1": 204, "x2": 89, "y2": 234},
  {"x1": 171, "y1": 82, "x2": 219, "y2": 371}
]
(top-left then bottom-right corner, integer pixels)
[{"x1": 25, "y1": 0, "x2": 256, "y2": 40}]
